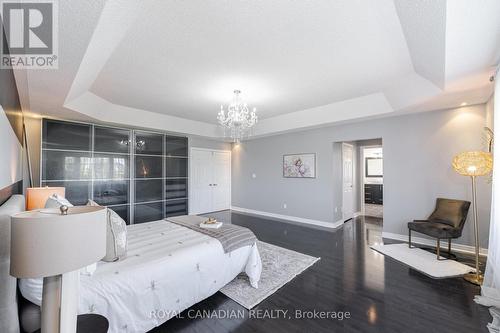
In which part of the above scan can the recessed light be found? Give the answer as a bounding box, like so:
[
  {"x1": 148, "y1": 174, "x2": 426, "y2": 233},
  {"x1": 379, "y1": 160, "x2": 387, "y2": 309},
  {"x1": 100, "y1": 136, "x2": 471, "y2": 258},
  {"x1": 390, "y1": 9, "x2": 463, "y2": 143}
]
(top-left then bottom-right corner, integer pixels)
[{"x1": 460, "y1": 102, "x2": 468, "y2": 106}]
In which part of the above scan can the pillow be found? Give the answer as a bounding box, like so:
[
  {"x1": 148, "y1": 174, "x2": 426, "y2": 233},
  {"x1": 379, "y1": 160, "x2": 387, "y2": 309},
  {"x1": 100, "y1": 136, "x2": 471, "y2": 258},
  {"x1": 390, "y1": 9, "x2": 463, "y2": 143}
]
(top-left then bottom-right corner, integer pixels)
[
  {"x1": 87, "y1": 200, "x2": 127, "y2": 262},
  {"x1": 80, "y1": 262, "x2": 97, "y2": 276},
  {"x1": 44, "y1": 194, "x2": 73, "y2": 209},
  {"x1": 18, "y1": 278, "x2": 43, "y2": 306}
]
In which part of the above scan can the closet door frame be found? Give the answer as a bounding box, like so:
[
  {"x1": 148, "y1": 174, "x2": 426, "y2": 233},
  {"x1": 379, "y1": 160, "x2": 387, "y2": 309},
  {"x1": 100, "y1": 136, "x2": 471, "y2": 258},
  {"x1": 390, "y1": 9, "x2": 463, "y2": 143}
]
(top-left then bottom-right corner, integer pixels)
[{"x1": 189, "y1": 147, "x2": 231, "y2": 214}]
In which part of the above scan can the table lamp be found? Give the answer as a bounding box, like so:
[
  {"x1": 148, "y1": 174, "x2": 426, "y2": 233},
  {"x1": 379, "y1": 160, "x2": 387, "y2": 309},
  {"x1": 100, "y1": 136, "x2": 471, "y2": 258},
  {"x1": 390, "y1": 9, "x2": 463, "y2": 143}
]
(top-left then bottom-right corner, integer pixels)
[
  {"x1": 452, "y1": 151, "x2": 493, "y2": 285},
  {"x1": 26, "y1": 187, "x2": 65, "y2": 210},
  {"x1": 10, "y1": 205, "x2": 107, "y2": 333}
]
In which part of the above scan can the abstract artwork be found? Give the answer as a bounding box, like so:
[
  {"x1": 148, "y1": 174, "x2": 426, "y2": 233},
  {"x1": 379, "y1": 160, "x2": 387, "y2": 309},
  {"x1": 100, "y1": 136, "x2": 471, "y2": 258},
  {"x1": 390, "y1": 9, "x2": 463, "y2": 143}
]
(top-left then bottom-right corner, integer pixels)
[{"x1": 283, "y1": 153, "x2": 316, "y2": 178}]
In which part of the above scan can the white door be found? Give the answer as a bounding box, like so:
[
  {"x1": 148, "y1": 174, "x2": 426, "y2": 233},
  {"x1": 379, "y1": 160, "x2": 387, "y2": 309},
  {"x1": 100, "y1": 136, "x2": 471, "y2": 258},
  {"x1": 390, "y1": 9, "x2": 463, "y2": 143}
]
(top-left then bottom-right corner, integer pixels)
[
  {"x1": 212, "y1": 151, "x2": 231, "y2": 212},
  {"x1": 342, "y1": 143, "x2": 354, "y2": 221},
  {"x1": 190, "y1": 149, "x2": 231, "y2": 214},
  {"x1": 190, "y1": 149, "x2": 213, "y2": 214}
]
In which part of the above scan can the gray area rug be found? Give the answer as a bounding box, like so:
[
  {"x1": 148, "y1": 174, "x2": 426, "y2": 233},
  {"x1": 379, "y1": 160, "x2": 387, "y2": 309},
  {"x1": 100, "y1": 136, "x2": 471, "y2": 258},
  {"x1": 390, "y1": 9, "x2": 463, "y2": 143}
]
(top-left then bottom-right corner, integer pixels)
[{"x1": 220, "y1": 241, "x2": 320, "y2": 309}]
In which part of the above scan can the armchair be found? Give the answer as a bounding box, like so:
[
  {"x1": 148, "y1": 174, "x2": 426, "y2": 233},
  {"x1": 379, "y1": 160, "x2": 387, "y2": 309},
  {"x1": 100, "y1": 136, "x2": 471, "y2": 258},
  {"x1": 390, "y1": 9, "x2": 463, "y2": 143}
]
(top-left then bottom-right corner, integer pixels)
[{"x1": 407, "y1": 198, "x2": 471, "y2": 260}]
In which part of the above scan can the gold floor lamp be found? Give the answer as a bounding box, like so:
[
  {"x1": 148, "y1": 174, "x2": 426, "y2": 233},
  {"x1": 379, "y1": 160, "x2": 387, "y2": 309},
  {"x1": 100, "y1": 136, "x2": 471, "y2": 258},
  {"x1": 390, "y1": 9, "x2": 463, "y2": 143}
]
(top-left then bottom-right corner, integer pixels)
[{"x1": 452, "y1": 151, "x2": 493, "y2": 285}]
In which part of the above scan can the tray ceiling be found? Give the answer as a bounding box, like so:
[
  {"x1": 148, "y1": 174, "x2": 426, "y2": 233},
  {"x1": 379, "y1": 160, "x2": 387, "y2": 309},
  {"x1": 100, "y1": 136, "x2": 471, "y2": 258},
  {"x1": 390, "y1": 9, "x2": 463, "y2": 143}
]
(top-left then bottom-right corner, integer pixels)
[{"x1": 13, "y1": 0, "x2": 500, "y2": 138}]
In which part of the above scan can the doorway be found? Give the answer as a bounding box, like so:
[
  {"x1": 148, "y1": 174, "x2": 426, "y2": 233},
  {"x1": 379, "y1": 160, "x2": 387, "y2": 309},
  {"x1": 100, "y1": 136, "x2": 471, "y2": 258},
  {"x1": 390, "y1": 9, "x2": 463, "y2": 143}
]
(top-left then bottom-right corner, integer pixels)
[
  {"x1": 360, "y1": 145, "x2": 383, "y2": 218},
  {"x1": 189, "y1": 148, "x2": 231, "y2": 214},
  {"x1": 335, "y1": 139, "x2": 383, "y2": 223}
]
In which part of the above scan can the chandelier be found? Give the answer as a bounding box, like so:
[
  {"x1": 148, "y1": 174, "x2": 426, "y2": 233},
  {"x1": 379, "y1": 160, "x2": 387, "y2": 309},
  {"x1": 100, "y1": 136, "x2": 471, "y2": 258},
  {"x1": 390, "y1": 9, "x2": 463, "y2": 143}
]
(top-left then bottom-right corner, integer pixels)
[{"x1": 217, "y1": 90, "x2": 258, "y2": 143}]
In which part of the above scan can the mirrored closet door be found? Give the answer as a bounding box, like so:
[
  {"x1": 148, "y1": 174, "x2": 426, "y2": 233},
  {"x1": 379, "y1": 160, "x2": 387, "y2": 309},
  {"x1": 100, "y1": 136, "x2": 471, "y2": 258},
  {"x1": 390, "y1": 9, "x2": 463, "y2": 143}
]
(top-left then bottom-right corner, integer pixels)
[{"x1": 41, "y1": 119, "x2": 188, "y2": 224}]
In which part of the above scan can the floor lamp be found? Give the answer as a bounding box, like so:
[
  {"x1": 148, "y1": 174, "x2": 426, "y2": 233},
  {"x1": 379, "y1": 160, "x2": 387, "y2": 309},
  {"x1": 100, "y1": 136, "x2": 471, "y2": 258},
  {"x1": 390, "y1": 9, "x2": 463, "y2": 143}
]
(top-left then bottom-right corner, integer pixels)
[{"x1": 452, "y1": 151, "x2": 493, "y2": 285}]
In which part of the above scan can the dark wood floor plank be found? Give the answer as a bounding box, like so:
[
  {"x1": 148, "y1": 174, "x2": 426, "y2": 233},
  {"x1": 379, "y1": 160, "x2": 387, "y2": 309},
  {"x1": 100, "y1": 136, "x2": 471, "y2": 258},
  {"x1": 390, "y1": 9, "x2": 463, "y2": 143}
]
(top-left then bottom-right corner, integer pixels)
[{"x1": 151, "y1": 212, "x2": 490, "y2": 333}]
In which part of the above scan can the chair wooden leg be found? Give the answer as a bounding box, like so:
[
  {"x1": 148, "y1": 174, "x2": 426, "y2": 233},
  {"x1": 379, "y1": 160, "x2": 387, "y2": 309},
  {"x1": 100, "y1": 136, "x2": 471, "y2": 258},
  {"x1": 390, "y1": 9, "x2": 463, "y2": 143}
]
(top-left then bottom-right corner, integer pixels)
[
  {"x1": 448, "y1": 238, "x2": 451, "y2": 258},
  {"x1": 436, "y1": 238, "x2": 440, "y2": 259},
  {"x1": 408, "y1": 230, "x2": 411, "y2": 248}
]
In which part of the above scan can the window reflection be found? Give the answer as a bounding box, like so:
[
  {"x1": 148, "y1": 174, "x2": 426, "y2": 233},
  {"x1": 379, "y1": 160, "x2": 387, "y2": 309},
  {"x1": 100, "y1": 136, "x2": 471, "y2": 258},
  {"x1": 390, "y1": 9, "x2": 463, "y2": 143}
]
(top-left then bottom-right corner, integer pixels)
[
  {"x1": 63, "y1": 156, "x2": 92, "y2": 179},
  {"x1": 93, "y1": 156, "x2": 128, "y2": 179}
]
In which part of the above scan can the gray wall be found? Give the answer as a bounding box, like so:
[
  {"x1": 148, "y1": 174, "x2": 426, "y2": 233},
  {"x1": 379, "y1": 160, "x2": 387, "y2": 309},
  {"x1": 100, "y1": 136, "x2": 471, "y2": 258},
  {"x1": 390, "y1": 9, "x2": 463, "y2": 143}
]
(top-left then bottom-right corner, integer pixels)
[
  {"x1": 232, "y1": 104, "x2": 492, "y2": 248},
  {"x1": 0, "y1": 106, "x2": 23, "y2": 197},
  {"x1": 0, "y1": 28, "x2": 24, "y2": 202}
]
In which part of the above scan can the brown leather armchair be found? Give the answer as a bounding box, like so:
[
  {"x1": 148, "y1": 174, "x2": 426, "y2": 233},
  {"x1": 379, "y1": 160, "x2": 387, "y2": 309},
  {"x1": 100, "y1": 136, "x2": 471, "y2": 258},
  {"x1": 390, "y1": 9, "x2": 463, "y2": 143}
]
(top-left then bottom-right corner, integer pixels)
[{"x1": 407, "y1": 198, "x2": 471, "y2": 260}]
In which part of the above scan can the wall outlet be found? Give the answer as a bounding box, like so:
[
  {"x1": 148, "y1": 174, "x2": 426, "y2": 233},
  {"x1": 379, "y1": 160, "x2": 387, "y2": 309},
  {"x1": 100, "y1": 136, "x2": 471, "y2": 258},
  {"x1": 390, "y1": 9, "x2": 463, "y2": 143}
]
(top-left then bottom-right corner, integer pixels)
[{"x1": 283, "y1": 203, "x2": 287, "y2": 209}]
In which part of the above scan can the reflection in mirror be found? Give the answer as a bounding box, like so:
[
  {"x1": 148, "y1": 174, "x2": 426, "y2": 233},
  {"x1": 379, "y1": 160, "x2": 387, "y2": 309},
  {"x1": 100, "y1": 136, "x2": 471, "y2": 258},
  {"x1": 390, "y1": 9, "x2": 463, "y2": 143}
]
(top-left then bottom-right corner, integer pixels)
[
  {"x1": 365, "y1": 158, "x2": 383, "y2": 178},
  {"x1": 93, "y1": 154, "x2": 129, "y2": 179}
]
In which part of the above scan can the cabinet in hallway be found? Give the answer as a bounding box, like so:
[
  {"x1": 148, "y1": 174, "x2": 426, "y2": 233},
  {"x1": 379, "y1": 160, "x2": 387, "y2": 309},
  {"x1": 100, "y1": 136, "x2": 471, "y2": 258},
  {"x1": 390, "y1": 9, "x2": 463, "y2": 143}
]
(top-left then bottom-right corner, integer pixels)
[{"x1": 364, "y1": 184, "x2": 383, "y2": 205}]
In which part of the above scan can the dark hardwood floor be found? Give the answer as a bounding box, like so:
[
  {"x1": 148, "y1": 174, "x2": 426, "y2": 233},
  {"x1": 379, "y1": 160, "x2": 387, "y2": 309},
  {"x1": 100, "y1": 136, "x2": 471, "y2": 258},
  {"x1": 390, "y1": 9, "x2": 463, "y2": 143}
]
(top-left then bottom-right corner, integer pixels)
[{"x1": 152, "y1": 212, "x2": 491, "y2": 333}]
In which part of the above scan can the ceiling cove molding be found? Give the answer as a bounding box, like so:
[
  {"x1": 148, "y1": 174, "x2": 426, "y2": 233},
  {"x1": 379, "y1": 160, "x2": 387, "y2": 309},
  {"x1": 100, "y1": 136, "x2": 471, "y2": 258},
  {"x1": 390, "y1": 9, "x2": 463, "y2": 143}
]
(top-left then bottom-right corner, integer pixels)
[
  {"x1": 252, "y1": 93, "x2": 394, "y2": 137},
  {"x1": 65, "y1": 92, "x2": 221, "y2": 137},
  {"x1": 382, "y1": 72, "x2": 442, "y2": 111},
  {"x1": 65, "y1": 0, "x2": 143, "y2": 103},
  {"x1": 62, "y1": 0, "x2": 224, "y2": 137},
  {"x1": 60, "y1": 0, "x2": 403, "y2": 138},
  {"x1": 394, "y1": 0, "x2": 447, "y2": 90},
  {"x1": 444, "y1": 0, "x2": 500, "y2": 87}
]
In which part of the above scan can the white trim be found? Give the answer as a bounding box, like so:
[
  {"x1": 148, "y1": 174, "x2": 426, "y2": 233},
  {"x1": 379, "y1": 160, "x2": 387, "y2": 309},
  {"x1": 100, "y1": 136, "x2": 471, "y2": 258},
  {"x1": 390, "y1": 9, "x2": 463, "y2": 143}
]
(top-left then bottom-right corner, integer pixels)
[
  {"x1": 189, "y1": 147, "x2": 232, "y2": 215},
  {"x1": 382, "y1": 231, "x2": 488, "y2": 256},
  {"x1": 231, "y1": 206, "x2": 344, "y2": 230},
  {"x1": 353, "y1": 211, "x2": 363, "y2": 217}
]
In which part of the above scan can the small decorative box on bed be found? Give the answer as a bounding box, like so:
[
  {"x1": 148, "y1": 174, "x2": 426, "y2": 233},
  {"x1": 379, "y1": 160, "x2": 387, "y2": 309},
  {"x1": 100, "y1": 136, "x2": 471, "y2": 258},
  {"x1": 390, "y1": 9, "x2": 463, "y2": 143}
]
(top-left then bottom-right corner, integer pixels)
[{"x1": 20, "y1": 215, "x2": 262, "y2": 333}]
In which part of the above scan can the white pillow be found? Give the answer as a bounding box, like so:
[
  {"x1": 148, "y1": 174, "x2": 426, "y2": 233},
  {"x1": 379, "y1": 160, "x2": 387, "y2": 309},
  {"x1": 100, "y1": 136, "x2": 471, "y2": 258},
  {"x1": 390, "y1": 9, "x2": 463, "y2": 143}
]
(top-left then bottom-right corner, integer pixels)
[
  {"x1": 18, "y1": 278, "x2": 43, "y2": 306},
  {"x1": 87, "y1": 200, "x2": 127, "y2": 262},
  {"x1": 44, "y1": 194, "x2": 73, "y2": 208},
  {"x1": 80, "y1": 262, "x2": 97, "y2": 276}
]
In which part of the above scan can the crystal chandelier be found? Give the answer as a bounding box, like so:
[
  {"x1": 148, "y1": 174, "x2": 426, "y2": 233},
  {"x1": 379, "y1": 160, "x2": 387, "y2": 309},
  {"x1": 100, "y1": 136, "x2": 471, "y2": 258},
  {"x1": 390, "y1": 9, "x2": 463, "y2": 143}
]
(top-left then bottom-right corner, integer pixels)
[{"x1": 217, "y1": 90, "x2": 258, "y2": 143}]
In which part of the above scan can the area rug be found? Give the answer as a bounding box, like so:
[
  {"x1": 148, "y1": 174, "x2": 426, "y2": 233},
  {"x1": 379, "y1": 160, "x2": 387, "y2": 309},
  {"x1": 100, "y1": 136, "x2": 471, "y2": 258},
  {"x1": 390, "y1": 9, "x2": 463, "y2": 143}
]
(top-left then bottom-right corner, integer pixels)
[
  {"x1": 220, "y1": 241, "x2": 320, "y2": 309},
  {"x1": 371, "y1": 243, "x2": 475, "y2": 278}
]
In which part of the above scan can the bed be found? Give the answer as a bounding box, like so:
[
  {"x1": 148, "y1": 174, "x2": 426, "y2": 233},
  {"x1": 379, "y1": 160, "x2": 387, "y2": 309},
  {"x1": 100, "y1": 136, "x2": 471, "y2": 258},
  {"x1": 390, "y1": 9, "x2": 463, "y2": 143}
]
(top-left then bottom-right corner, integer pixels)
[{"x1": 1, "y1": 195, "x2": 262, "y2": 333}]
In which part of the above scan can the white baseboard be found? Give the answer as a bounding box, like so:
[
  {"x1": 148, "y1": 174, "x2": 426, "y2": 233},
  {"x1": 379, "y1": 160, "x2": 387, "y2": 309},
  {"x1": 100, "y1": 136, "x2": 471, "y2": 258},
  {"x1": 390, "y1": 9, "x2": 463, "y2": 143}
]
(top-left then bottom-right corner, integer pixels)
[
  {"x1": 382, "y1": 232, "x2": 488, "y2": 256},
  {"x1": 231, "y1": 206, "x2": 343, "y2": 230}
]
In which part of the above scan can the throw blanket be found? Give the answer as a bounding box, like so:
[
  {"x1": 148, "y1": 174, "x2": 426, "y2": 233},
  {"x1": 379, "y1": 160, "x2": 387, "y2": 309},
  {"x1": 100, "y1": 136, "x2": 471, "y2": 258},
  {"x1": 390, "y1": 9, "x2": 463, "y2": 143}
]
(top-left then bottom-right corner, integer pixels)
[{"x1": 166, "y1": 215, "x2": 257, "y2": 253}]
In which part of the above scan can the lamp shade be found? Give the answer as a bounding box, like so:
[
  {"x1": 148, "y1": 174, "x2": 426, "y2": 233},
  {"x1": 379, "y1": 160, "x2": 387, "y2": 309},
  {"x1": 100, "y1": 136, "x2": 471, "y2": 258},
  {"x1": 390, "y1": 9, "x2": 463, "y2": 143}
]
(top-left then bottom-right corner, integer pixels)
[
  {"x1": 10, "y1": 206, "x2": 106, "y2": 278},
  {"x1": 452, "y1": 151, "x2": 493, "y2": 177},
  {"x1": 26, "y1": 187, "x2": 65, "y2": 210}
]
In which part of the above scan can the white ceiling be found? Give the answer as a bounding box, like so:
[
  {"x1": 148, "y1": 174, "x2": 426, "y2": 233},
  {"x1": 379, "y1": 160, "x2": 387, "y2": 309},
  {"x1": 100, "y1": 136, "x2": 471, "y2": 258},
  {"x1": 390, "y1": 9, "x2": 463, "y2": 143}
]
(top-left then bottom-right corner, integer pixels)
[{"x1": 14, "y1": 0, "x2": 500, "y2": 139}]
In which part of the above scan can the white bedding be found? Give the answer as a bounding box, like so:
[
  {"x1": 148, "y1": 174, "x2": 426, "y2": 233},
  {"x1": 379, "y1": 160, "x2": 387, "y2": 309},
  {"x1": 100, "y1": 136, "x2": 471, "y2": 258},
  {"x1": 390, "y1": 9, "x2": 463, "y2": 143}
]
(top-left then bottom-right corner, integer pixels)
[{"x1": 19, "y1": 219, "x2": 262, "y2": 332}]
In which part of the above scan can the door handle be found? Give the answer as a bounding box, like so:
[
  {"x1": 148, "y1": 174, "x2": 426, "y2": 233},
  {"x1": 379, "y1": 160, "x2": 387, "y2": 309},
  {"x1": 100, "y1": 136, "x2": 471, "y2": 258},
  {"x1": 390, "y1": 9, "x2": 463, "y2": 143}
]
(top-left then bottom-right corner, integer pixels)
[{"x1": 213, "y1": 184, "x2": 218, "y2": 186}]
